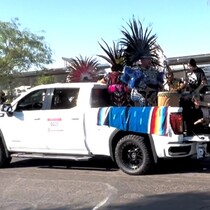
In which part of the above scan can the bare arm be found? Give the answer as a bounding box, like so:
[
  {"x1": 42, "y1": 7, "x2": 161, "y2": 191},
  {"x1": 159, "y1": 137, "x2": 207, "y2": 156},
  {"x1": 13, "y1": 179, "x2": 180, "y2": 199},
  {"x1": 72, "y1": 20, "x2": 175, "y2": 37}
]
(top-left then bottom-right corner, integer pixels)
[{"x1": 194, "y1": 79, "x2": 207, "y2": 93}]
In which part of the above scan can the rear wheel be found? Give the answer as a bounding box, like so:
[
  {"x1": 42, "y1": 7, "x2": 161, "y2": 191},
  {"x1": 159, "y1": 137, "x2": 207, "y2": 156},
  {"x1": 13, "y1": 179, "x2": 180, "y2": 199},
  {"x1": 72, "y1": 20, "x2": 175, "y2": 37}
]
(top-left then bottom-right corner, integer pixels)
[{"x1": 114, "y1": 135, "x2": 153, "y2": 175}]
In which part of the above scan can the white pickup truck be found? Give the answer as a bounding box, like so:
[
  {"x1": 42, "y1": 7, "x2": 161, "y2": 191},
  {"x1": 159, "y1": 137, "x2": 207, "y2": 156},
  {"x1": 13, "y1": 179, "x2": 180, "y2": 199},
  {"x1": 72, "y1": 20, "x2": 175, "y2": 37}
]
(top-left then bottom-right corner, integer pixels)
[{"x1": 0, "y1": 82, "x2": 210, "y2": 175}]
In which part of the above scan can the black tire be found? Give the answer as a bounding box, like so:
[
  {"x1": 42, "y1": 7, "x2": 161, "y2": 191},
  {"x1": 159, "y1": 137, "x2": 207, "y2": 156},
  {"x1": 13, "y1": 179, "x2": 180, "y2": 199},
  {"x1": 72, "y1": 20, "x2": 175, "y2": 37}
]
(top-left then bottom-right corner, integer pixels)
[
  {"x1": 114, "y1": 134, "x2": 153, "y2": 175},
  {"x1": 0, "y1": 141, "x2": 11, "y2": 168}
]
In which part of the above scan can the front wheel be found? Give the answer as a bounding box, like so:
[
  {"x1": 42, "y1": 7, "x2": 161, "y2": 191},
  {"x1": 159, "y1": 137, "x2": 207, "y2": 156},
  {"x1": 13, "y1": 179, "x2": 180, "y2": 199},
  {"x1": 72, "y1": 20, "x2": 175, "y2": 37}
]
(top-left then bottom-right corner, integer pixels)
[
  {"x1": 114, "y1": 135, "x2": 153, "y2": 175},
  {"x1": 0, "y1": 142, "x2": 11, "y2": 168}
]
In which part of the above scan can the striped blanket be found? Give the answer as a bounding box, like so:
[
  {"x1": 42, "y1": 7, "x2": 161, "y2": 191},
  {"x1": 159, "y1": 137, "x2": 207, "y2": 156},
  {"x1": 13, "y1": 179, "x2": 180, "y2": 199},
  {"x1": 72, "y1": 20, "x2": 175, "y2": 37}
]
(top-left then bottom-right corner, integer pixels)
[{"x1": 97, "y1": 106, "x2": 168, "y2": 136}]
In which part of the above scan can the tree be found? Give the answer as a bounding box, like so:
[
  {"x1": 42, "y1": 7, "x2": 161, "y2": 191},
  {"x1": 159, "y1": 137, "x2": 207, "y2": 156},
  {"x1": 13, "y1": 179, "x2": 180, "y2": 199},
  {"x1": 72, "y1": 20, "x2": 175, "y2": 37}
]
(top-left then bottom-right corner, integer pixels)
[
  {"x1": 0, "y1": 18, "x2": 53, "y2": 90},
  {"x1": 34, "y1": 75, "x2": 55, "y2": 86}
]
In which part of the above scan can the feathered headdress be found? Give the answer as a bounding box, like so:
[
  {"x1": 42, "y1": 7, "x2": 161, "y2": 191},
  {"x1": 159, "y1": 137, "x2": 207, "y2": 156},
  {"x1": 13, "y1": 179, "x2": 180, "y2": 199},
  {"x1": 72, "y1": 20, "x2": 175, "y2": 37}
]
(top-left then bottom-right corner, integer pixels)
[
  {"x1": 63, "y1": 56, "x2": 99, "y2": 82},
  {"x1": 97, "y1": 39, "x2": 125, "y2": 72},
  {"x1": 120, "y1": 17, "x2": 161, "y2": 66}
]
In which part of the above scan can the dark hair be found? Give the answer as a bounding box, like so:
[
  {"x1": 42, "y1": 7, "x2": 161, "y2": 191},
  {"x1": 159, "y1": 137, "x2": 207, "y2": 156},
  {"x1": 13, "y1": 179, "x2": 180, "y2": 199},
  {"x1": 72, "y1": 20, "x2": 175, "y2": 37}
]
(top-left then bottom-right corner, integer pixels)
[
  {"x1": 188, "y1": 58, "x2": 197, "y2": 67},
  {"x1": 111, "y1": 64, "x2": 123, "y2": 72},
  {"x1": 192, "y1": 93, "x2": 202, "y2": 102}
]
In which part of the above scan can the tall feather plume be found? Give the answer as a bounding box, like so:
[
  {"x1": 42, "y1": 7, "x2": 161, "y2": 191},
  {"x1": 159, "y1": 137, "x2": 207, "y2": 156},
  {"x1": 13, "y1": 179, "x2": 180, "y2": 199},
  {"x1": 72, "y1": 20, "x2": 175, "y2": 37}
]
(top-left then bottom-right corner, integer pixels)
[
  {"x1": 120, "y1": 17, "x2": 161, "y2": 66},
  {"x1": 63, "y1": 56, "x2": 99, "y2": 82},
  {"x1": 97, "y1": 39, "x2": 125, "y2": 72}
]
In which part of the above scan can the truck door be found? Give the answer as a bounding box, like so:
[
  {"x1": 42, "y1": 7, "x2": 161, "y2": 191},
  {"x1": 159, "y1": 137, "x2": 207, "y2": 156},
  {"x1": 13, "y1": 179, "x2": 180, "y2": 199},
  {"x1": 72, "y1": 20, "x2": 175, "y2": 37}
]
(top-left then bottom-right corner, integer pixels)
[
  {"x1": 2, "y1": 89, "x2": 48, "y2": 151},
  {"x1": 43, "y1": 88, "x2": 88, "y2": 154}
]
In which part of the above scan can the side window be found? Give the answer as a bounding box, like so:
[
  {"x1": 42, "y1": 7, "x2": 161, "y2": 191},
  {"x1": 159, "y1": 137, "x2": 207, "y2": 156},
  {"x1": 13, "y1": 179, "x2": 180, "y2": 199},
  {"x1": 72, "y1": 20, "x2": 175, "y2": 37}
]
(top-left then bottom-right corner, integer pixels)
[
  {"x1": 91, "y1": 88, "x2": 111, "y2": 108},
  {"x1": 51, "y1": 88, "x2": 79, "y2": 109},
  {"x1": 15, "y1": 89, "x2": 47, "y2": 111}
]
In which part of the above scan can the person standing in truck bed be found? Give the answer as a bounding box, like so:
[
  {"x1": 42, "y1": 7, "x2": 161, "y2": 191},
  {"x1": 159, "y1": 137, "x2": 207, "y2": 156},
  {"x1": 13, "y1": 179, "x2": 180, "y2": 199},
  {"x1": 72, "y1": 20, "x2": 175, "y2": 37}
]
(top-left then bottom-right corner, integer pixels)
[{"x1": 181, "y1": 58, "x2": 207, "y2": 94}]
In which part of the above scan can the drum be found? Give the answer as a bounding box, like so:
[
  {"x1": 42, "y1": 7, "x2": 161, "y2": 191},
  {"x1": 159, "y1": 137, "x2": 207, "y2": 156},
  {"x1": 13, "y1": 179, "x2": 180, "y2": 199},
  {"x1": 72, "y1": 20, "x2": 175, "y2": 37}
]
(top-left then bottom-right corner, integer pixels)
[{"x1": 158, "y1": 91, "x2": 180, "y2": 107}]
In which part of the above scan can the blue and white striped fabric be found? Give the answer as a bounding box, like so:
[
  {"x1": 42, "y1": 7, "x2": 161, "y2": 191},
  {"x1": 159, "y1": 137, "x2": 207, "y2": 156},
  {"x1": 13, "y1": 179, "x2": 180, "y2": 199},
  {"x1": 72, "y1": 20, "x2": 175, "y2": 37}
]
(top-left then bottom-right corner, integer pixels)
[{"x1": 97, "y1": 106, "x2": 168, "y2": 136}]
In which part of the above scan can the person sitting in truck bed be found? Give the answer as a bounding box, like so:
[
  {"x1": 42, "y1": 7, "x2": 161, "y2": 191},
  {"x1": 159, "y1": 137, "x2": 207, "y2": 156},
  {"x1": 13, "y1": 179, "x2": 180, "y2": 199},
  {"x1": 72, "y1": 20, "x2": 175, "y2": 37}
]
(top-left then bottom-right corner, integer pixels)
[
  {"x1": 121, "y1": 56, "x2": 164, "y2": 106},
  {"x1": 98, "y1": 65, "x2": 131, "y2": 107},
  {"x1": 138, "y1": 56, "x2": 164, "y2": 106},
  {"x1": 190, "y1": 94, "x2": 210, "y2": 134}
]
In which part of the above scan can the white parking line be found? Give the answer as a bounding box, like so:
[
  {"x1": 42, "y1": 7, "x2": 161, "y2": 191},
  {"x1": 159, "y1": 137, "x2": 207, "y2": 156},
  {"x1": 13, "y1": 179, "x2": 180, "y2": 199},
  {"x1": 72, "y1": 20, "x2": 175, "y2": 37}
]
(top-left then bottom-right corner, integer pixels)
[{"x1": 92, "y1": 183, "x2": 118, "y2": 210}]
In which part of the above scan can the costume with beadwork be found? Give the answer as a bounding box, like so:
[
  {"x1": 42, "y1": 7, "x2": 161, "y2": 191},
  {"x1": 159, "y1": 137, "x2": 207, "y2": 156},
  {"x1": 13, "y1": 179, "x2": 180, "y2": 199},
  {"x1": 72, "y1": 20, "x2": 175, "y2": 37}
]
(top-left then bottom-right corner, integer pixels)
[
  {"x1": 119, "y1": 18, "x2": 164, "y2": 106},
  {"x1": 98, "y1": 40, "x2": 131, "y2": 106}
]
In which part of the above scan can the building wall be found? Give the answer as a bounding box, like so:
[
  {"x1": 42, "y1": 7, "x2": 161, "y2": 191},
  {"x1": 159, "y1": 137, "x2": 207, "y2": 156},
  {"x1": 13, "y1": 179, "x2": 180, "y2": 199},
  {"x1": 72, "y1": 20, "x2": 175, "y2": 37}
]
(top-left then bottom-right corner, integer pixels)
[
  {"x1": 8, "y1": 58, "x2": 210, "y2": 90},
  {"x1": 10, "y1": 66, "x2": 109, "y2": 89}
]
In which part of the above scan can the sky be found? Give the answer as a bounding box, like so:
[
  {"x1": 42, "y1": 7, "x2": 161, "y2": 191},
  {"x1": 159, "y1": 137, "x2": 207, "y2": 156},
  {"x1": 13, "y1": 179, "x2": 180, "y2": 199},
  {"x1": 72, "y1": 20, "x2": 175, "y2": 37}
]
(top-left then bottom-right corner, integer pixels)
[{"x1": 1, "y1": 0, "x2": 210, "y2": 69}]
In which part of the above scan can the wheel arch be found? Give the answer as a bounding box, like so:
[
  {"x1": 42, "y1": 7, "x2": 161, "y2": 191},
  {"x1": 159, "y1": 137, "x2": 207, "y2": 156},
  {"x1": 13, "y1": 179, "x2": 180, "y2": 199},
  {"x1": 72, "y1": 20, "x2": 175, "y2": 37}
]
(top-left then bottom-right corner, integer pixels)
[
  {"x1": 109, "y1": 130, "x2": 127, "y2": 161},
  {"x1": 109, "y1": 131, "x2": 158, "y2": 163}
]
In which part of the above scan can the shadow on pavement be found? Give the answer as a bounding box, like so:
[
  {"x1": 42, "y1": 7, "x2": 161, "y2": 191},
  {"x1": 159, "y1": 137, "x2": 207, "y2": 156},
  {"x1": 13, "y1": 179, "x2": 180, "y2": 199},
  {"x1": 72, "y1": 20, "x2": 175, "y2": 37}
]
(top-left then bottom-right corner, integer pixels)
[
  {"x1": 105, "y1": 191, "x2": 210, "y2": 210},
  {"x1": 9, "y1": 191, "x2": 210, "y2": 210},
  {"x1": 152, "y1": 157, "x2": 210, "y2": 175},
  {"x1": 9, "y1": 157, "x2": 210, "y2": 175},
  {"x1": 10, "y1": 157, "x2": 119, "y2": 172}
]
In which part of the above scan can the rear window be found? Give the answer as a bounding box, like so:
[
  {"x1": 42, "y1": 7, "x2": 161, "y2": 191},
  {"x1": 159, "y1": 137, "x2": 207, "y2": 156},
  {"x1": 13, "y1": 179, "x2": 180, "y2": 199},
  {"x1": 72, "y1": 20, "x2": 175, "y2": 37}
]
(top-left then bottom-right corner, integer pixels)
[
  {"x1": 91, "y1": 88, "x2": 111, "y2": 108},
  {"x1": 51, "y1": 88, "x2": 79, "y2": 109}
]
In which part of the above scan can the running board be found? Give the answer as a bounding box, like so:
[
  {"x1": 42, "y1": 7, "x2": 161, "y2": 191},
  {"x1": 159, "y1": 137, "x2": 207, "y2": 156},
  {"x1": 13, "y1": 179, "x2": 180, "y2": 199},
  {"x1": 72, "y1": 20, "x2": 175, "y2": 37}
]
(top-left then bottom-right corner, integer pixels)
[{"x1": 11, "y1": 153, "x2": 93, "y2": 161}]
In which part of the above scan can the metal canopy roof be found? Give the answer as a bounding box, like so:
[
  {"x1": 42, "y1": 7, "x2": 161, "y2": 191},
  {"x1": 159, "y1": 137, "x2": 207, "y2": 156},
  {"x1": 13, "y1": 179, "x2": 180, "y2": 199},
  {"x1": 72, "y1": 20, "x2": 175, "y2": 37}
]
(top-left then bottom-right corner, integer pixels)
[{"x1": 167, "y1": 53, "x2": 210, "y2": 66}]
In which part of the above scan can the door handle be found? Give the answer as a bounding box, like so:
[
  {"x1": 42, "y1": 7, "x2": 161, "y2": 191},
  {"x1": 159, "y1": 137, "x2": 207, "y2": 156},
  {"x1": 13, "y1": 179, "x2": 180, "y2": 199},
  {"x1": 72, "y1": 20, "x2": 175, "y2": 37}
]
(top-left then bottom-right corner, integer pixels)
[{"x1": 34, "y1": 118, "x2": 40, "y2": 120}]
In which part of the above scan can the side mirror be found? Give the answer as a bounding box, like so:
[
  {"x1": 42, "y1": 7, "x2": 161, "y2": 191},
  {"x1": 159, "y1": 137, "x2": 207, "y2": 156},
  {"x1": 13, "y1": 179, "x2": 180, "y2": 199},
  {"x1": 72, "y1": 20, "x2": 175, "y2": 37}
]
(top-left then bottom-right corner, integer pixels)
[{"x1": 1, "y1": 103, "x2": 13, "y2": 116}]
